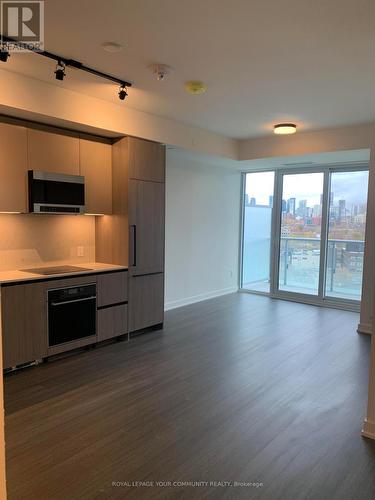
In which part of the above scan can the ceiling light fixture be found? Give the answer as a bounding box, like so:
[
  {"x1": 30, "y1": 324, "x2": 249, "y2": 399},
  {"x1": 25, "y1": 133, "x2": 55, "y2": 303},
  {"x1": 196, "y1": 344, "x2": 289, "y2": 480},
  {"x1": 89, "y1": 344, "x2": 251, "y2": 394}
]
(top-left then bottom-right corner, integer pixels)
[
  {"x1": 0, "y1": 33, "x2": 132, "y2": 98},
  {"x1": 118, "y1": 84, "x2": 128, "y2": 101},
  {"x1": 54, "y1": 61, "x2": 66, "y2": 81},
  {"x1": 0, "y1": 46, "x2": 9, "y2": 62},
  {"x1": 274, "y1": 123, "x2": 297, "y2": 135}
]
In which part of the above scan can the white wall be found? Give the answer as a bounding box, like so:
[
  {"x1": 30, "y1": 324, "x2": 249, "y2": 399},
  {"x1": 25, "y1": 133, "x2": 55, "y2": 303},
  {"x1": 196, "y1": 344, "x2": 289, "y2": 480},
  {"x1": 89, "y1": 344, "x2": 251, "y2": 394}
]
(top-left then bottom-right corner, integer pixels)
[{"x1": 165, "y1": 150, "x2": 241, "y2": 310}]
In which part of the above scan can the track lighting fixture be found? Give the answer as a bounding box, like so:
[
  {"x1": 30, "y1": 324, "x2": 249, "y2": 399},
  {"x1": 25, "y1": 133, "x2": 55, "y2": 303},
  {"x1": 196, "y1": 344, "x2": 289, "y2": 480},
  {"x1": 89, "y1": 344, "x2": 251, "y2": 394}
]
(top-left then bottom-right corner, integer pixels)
[
  {"x1": 118, "y1": 85, "x2": 128, "y2": 101},
  {"x1": 0, "y1": 47, "x2": 9, "y2": 62},
  {"x1": 0, "y1": 33, "x2": 132, "y2": 95},
  {"x1": 54, "y1": 61, "x2": 66, "y2": 81}
]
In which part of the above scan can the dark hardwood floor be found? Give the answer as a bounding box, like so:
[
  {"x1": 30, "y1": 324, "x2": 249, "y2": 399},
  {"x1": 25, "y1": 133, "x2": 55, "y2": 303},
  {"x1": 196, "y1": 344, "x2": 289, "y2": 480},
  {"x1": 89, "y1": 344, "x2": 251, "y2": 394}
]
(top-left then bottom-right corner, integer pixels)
[{"x1": 4, "y1": 293, "x2": 375, "y2": 499}]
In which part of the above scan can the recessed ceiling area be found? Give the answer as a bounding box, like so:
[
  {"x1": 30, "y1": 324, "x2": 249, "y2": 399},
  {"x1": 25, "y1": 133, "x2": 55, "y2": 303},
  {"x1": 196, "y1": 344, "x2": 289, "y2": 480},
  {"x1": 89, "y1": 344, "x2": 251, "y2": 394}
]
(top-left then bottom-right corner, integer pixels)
[{"x1": 3, "y1": 0, "x2": 375, "y2": 139}]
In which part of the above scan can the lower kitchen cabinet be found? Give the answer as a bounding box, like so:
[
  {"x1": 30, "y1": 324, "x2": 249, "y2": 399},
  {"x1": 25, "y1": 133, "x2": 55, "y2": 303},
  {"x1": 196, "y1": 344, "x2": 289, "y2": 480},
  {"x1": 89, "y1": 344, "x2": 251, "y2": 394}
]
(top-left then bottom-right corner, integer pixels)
[
  {"x1": 1, "y1": 283, "x2": 47, "y2": 369},
  {"x1": 97, "y1": 304, "x2": 128, "y2": 341},
  {"x1": 128, "y1": 273, "x2": 164, "y2": 332}
]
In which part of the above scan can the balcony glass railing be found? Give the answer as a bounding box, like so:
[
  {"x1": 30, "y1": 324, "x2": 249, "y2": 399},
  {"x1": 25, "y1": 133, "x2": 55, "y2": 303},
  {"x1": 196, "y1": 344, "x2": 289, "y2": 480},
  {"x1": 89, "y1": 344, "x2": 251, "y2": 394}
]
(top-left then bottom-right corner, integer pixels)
[{"x1": 243, "y1": 237, "x2": 364, "y2": 301}]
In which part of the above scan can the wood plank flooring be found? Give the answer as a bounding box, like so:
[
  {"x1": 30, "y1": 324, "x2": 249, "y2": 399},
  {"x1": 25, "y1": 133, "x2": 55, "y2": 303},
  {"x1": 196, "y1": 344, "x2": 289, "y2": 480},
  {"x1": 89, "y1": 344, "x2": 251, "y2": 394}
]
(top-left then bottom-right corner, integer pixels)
[{"x1": 4, "y1": 293, "x2": 375, "y2": 499}]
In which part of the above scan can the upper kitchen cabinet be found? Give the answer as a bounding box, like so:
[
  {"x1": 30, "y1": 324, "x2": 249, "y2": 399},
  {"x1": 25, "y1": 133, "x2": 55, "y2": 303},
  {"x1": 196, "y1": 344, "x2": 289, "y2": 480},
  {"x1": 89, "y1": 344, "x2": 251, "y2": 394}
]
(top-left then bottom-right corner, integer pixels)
[
  {"x1": 27, "y1": 127, "x2": 80, "y2": 175},
  {"x1": 128, "y1": 137, "x2": 165, "y2": 183},
  {"x1": 0, "y1": 122, "x2": 28, "y2": 213},
  {"x1": 79, "y1": 137, "x2": 112, "y2": 215}
]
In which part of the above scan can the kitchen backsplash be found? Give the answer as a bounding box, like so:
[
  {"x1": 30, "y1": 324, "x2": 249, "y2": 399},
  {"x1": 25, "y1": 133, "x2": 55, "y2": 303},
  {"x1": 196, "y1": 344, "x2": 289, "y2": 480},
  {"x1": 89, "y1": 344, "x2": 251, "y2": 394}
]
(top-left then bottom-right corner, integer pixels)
[{"x1": 0, "y1": 214, "x2": 95, "y2": 270}]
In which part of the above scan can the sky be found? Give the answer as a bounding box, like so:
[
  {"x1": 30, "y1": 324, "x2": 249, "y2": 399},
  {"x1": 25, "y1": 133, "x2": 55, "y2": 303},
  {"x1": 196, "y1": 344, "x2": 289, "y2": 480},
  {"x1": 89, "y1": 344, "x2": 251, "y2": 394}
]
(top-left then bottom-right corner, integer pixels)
[{"x1": 245, "y1": 170, "x2": 369, "y2": 209}]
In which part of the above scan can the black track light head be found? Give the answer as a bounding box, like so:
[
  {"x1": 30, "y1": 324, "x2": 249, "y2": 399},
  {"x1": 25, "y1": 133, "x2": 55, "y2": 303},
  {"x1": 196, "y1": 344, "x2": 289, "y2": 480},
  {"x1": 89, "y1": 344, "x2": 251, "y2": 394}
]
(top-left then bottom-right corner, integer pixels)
[
  {"x1": 54, "y1": 61, "x2": 66, "y2": 81},
  {"x1": 0, "y1": 48, "x2": 10, "y2": 62},
  {"x1": 118, "y1": 85, "x2": 128, "y2": 101}
]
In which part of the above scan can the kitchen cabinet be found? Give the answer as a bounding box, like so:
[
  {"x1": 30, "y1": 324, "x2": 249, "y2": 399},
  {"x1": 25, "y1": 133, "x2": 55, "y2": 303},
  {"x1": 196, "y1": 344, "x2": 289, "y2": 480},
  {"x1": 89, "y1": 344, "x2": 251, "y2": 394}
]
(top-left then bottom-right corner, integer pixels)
[
  {"x1": 128, "y1": 179, "x2": 165, "y2": 275},
  {"x1": 128, "y1": 137, "x2": 165, "y2": 183},
  {"x1": 98, "y1": 304, "x2": 128, "y2": 341},
  {"x1": 0, "y1": 122, "x2": 28, "y2": 213},
  {"x1": 97, "y1": 271, "x2": 128, "y2": 341},
  {"x1": 27, "y1": 127, "x2": 80, "y2": 175},
  {"x1": 96, "y1": 136, "x2": 166, "y2": 333},
  {"x1": 128, "y1": 273, "x2": 164, "y2": 332},
  {"x1": 97, "y1": 271, "x2": 128, "y2": 307},
  {"x1": 1, "y1": 282, "x2": 47, "y2": 369},
  {"x1": 79, "y1": 137, "x2": 112, "y2": 214}
]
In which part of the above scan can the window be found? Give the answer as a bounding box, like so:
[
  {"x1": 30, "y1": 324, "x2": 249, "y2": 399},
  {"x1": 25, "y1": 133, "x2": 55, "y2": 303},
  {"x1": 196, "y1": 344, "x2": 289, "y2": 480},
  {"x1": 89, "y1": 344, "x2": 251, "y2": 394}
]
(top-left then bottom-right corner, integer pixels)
[{"x1": 240, "y1": 165, "x2": 369, "y2": 307}]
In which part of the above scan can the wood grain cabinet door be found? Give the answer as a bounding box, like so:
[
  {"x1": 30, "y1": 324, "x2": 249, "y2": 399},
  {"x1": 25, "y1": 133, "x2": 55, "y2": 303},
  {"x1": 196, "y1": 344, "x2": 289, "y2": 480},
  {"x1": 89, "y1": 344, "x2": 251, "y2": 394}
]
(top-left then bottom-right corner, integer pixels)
[
  {"x1": 129, "y1": 179, "x2": 165, "y2": 276},
  {"x1": 128, "y1": 273, "x2": 164, "y2": 332},
  {"x1": 1, "y1": 282, "x2": 47, "y2": 369},
  {"x1": 97, "y1": 304, "x2": 128, "y2": 341},
  {"x1": 97, "y1": 271, "x2": 128, "y2": 307},
  {"x1": 0, "y1": 122, "x2": 28, "y2": 213},
  {"x1": 79, "y1": 138, "x2": 112, "y2": 214},
  {"x1": 128, "y1": 137, "x2": 165, "y2": 183},
  {"x1": 27, "y1": 128, "x2": 80, "y2": 175}
]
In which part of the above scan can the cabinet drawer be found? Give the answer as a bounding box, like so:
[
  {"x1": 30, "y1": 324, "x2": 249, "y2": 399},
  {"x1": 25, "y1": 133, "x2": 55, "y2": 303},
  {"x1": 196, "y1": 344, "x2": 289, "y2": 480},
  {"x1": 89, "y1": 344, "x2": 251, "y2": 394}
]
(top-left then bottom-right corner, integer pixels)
[
  {"x1": 97, "y1": 271, "x2": 127, "y2": 307},
  {"x1": 97, "y1": 304, "x2": 128, "y2": 341}
]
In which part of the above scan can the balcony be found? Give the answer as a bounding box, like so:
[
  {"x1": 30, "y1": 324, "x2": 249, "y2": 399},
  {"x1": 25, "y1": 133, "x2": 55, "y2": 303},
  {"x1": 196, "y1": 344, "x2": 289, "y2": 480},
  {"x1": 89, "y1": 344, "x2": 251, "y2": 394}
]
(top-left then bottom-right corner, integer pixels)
[{"x1": 243, "y1": 237, "x2": 364, "y2": 300}]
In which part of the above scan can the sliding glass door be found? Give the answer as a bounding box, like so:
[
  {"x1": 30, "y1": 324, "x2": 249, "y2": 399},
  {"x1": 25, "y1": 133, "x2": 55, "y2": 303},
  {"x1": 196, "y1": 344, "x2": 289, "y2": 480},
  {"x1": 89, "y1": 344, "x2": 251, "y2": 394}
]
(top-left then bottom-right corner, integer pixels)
[
  {"x1": 278, "y1": 172, "x2": 324, "y2": 295},
  {"x1": 241, "y1": 165, "x2": 369, "y2": 308}
]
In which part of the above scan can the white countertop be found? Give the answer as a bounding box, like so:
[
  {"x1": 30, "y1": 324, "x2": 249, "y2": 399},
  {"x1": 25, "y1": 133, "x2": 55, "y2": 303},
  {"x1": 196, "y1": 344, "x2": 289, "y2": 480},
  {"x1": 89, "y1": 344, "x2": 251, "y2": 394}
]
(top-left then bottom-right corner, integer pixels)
[{"x1": 0, "y1": 262, "x2": 128, "y2": 285}]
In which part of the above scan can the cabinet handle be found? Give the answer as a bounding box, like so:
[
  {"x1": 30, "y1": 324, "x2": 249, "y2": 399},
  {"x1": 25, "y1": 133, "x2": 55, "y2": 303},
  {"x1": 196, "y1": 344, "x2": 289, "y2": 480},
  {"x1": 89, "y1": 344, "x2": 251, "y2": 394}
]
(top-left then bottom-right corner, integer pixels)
[{"x1": 131, "y1": 224, "x2": 137, "y2": 267}]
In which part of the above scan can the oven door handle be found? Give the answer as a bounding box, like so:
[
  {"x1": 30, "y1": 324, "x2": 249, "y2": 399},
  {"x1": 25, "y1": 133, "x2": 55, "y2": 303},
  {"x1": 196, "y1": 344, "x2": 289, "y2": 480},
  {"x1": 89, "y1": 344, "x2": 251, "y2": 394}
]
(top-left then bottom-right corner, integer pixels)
[{"x1": 50, "y1": 296, "x2": 96, "y2": 307}]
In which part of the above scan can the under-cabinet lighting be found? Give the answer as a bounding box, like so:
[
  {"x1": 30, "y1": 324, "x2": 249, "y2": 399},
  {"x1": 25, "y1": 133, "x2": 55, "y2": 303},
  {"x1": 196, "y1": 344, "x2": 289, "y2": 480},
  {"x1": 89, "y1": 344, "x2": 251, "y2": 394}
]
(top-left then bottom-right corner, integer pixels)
[
  {"x1": 84, "y1": 213, "x2": 105, "y2": 216},
  {"x1": 0, "y1": 211, "x2": 21, "y2": 214}
]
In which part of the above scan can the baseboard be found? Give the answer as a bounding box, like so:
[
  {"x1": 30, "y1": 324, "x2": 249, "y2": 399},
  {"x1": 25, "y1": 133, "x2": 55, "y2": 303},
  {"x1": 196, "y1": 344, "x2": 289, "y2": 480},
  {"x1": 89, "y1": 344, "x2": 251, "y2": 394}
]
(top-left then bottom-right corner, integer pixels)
[
  {"x1": 165, "y1": 287, "x2": 238, "y2": 311},
  {"x1": 362, "y1": 418, "x2": 375, "y2": 440},
  {"x1": 357, "y1": 322, "x2": 373, "y2": 335}
]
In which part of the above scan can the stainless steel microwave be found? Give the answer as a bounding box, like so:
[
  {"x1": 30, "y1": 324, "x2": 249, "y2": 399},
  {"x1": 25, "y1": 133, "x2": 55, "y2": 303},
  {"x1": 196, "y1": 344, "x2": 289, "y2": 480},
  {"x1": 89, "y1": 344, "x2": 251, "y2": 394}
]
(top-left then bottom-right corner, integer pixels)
[{"x1": 28, "y1": 170, "x2": 85, "y2": 214}]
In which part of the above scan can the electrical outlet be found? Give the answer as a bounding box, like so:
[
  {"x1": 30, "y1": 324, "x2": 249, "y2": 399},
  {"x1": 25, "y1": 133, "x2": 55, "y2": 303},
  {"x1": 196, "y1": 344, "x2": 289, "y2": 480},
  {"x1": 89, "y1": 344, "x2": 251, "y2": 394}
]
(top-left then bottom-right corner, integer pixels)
[{"x1": 77, "y1": 246, "x2": 84, "y2": 257}]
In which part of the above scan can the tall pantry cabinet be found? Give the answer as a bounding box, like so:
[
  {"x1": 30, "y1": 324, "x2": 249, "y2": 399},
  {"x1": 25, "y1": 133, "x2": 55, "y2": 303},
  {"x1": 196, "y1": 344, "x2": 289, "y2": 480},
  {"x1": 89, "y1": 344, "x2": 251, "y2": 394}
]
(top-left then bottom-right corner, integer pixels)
[{"x1": 96, "y1": 137, "x2": 165, "y2": 333}]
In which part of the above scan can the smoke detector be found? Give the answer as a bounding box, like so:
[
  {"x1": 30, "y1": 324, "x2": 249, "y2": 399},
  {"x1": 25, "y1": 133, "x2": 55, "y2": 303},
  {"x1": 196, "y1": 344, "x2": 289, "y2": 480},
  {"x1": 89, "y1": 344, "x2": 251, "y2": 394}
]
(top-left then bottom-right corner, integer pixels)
[
  {"x1": 149, "y1": 63, "x2": 173, "y2": 81},
  {"x1": 185, "y1": 81, "x2": 207, "y2": 95}
]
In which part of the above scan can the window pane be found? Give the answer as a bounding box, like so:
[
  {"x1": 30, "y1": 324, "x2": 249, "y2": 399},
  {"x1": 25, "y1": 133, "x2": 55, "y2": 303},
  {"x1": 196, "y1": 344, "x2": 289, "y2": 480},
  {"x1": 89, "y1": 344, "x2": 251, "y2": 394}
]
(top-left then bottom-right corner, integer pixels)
[
  {"x1": 242, "y1": 172, "x2": 274, "y2": 292},
  {"x1": 325, "y1": 170, "x2": 369, "y2": 300},
  {"x1": 278, "y1": 172, "x2": 324, "y2": 295}
]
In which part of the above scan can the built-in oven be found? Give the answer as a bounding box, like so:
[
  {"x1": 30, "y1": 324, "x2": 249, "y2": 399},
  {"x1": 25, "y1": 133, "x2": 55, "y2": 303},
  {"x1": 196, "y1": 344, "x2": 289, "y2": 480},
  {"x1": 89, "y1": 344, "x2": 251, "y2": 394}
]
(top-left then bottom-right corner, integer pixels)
[
  {"x1": 28, "y1": 170, "x2": 85, "y2": 214},
  {"x1": 48, "y1": 284, "x2": 96, "y2": 347}
]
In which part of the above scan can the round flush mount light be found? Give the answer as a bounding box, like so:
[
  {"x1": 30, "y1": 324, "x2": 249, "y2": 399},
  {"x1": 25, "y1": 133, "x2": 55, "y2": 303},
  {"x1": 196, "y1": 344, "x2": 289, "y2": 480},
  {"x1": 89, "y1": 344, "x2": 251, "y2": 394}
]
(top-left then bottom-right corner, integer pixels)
[
  {"x1": 102, "y1": 42, "x2": 124, "y2": 53},
  {"x1": 185, "y1": 81, "x2": 207, "y2": 95},
  {"x1": 274, "y1": 123, "x2": 297, "y2": 135}
]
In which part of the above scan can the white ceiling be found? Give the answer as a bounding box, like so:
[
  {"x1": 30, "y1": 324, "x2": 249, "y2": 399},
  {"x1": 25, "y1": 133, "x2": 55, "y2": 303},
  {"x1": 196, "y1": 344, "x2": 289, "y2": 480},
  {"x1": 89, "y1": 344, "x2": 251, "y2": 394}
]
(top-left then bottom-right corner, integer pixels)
[{"x1": 4, "y1": 0, "x2": 375, "y2": 139}]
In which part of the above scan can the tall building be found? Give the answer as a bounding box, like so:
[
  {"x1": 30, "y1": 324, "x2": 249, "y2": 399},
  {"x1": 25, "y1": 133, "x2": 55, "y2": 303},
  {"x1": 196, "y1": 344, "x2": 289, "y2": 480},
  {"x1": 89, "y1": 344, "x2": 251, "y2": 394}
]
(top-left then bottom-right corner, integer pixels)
[
  {"x1": 288, "y1": 197, "x2": 296, "y2": 215},
  {"x1": 338, "y1": 199, "x2": 346, "y2": 221},
  {"x1": 250, "y1": 197, "x2": 256, "y2": 206},
  {"x1": 269, "y1": 195, "x2": 273, "y2": 207}
]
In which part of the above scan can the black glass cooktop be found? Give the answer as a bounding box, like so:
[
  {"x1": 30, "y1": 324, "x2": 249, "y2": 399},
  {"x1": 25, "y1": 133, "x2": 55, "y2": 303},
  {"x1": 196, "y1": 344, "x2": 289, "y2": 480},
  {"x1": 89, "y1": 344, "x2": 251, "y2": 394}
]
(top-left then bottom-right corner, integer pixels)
[{"x1": 21, "y1": 265, "x2": 93, "y2": 276}]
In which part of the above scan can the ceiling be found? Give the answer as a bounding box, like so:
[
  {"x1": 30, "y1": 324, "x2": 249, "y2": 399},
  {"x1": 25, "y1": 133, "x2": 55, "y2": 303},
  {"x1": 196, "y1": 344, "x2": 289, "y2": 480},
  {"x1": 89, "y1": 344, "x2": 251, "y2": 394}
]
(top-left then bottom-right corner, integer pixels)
[{"x1": 3, "y1": 0, "x2": 375, "y2": 139}]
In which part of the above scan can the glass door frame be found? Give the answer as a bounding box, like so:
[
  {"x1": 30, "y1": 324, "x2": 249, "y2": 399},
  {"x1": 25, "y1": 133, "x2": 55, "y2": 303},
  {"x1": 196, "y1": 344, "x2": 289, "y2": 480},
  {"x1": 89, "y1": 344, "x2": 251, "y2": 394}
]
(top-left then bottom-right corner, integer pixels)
[{"x1": 239, "y1": 163, "x2": 369, "y2": 312}]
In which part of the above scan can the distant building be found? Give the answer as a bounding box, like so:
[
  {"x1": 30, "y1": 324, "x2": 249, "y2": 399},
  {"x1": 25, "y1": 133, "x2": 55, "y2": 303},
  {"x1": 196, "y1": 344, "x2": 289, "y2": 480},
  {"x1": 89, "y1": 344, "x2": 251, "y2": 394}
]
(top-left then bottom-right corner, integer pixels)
[
  {"x1": 338, "y1": 200, "x2": 346, "y2": 221},
  {"x1": 250, "y1": 197, "x2": 256, "y2": 206},
  {"x1": 288, "y1": 197, "x2": 296, "y2": 215},
  {"x1": 269, "y1": 195, "x2": 274, "y2": 207}
]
